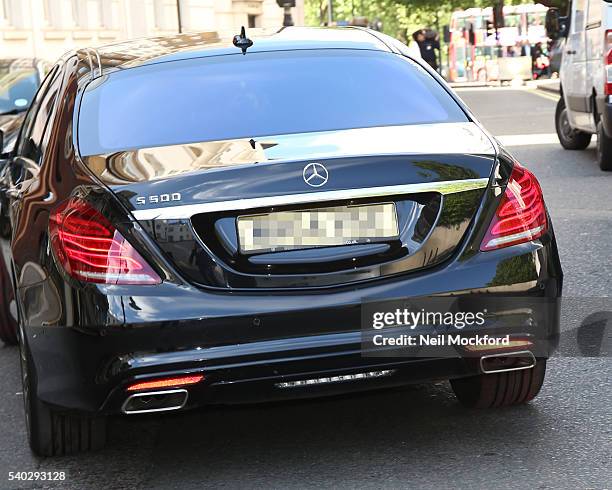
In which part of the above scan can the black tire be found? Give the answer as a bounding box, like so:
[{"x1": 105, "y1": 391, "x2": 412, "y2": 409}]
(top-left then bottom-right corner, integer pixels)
[
  {"x1": 0, "y1": 309, "x2": 18, "y2": 345},
  {"x1": 0, "y1": 258, "x2": 17, "y2": 345},
  {"x1": 596, "y1": 121, "x2": 612, "y2": 171},
  {"x1": 450, "y1": 360, "x2": 547, "y2": 409},
  {"x1": 20, "y1": 338, "x2": 107, "y2": 456},
  {"x1": 555, "y1": 98, "x2": 592, "y2": 150}
]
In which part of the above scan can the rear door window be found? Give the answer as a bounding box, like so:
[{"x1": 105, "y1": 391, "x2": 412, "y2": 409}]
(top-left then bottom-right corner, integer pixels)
[{"x1": 78, "y1": 49, "x2": 468, "y2": 156}]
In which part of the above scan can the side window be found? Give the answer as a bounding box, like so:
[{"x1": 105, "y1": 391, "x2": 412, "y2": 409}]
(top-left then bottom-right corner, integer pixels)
[
  {"x1": 15, "y1": 67, "x2": 57, "y2": 153},
  {"x1": 572, "y1": 0, "x2": 587, "y2": 33},
  {"x1": 16, "y1": 65, "x2": 62, "y2": 164}
]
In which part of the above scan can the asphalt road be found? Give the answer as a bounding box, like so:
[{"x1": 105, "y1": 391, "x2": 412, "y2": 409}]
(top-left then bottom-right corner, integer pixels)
[{"x1": 0, "y1": 87, "x2": 611, "y2": 490}]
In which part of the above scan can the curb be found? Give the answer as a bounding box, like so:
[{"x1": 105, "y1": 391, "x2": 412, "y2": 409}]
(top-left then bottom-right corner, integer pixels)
[
  {"x1": 535, "y1": 81, "x2": 560, "y2": 95},
  {"x1": 447, "y1": 82, "x2": 488, "y2": 88}
]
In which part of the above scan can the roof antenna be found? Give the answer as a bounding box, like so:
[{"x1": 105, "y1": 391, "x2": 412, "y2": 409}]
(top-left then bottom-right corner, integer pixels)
[{"x1": 233, "y1": 26, "x2": 253, "y2": 55}]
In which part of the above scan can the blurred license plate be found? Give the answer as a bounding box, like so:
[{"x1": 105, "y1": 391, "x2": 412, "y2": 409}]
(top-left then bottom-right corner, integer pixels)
[{"x1": 237, "y1": 203, "x2": 399, "y2": 254}]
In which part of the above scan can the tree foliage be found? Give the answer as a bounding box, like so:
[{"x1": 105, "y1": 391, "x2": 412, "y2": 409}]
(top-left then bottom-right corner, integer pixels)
[{"x1": 305, "y1": 0, "x2": 562, "y2": 42}]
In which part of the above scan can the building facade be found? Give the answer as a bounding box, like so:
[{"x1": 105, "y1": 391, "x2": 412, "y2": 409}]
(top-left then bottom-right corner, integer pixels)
[{"x1": 0, "y1": 0, "x2": 304, "y2": 62}]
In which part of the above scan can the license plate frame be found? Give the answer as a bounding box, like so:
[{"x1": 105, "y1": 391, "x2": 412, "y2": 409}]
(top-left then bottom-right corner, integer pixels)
[{"x1": 237, "y1": 202, "x2": 399, "y2": 254}]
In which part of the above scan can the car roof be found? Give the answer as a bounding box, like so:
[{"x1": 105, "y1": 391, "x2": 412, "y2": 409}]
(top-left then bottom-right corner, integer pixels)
[{"x1": 76, "y1": 27, "x2": 393, "y2": 79}]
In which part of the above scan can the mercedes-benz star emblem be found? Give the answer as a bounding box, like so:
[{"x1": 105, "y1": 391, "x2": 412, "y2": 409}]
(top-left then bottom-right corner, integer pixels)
[{"x1": 303, "y1": 163, "x2": 329, "y2": 187}]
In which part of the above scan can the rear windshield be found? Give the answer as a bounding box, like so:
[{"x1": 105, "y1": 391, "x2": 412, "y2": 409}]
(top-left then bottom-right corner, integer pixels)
[{"x1": 78, "y1": 49, "x2": 468, "y2": 156}]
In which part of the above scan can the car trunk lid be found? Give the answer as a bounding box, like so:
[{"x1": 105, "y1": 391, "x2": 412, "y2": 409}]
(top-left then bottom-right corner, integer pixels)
[{"x1": 80, "y1": 123, "x2": 496, "y2": 289}]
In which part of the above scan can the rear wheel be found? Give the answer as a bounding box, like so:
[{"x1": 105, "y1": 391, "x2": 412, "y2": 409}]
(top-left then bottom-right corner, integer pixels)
[
  {"x1": 20, "y1": 337, "x2": 107, "y2": 456},
  {"x1": 555, "y1": 98, "x2": 592, "y2": 150},
  {"x1": 450, "y1": 360, "x2": 547, "y2": 408},
  {"x1": 596, "y1": 121, "x2": 612, "y2": 171}
]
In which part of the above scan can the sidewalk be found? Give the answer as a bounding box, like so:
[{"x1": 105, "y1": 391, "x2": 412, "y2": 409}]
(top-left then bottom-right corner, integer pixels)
[{"x1": 448, "y1": 78, "x2": 561, "y2": 95}]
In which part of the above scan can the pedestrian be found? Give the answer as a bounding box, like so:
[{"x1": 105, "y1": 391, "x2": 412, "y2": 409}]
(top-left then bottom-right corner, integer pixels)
[
  {"x1": 414, "y1": 29, "x2": 439, "y2": 71},
  {"x1": 521, "y1": 40, "x2": 531, "y2": 57},
  {"x1": 532, "y1": 42, "x2": 544, "y2": 63}
]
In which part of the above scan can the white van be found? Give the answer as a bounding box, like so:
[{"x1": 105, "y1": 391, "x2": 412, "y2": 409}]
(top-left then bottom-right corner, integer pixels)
[{"x1": 547, "y1": 0, "x2": 612, "y2": 170}]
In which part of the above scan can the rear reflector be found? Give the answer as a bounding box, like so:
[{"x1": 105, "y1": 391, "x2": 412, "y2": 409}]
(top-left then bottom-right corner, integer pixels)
[
  {"x1": 127, "y1": 375, "x2": 204, "y2": 392},
  {"x1": 480, "y1": 164, "x2": 547, "y2": 251},
  {"x1": 49, "y1": 198, "x2": 161, "y2": 285}
]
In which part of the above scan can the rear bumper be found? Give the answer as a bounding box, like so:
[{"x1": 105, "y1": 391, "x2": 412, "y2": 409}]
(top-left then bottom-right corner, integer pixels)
[
  {"x1": 26, "y1": 326, "x2": 548, "y2": 414},
  {"x1": 22, "y1": 240, "x2": 562, "y2": 415},
  {"x1": 116, "y1": 357, "x2": 477, "y2": 409}
]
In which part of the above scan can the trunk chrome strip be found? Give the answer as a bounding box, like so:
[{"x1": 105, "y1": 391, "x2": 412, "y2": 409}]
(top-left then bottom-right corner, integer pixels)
[{"x1": 132, "y1": 177, "x2": 490, "y2": 220}]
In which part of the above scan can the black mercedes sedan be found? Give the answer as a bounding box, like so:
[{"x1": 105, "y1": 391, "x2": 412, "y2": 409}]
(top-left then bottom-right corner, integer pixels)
[{"x1": 0, "y1": 27, "x2": 562, "y2": 456}]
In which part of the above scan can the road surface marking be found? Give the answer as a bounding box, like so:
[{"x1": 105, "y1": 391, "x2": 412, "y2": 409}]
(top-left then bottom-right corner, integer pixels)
[{"x1": 530, "y1": 89, "x2": 560, "y2": 102}]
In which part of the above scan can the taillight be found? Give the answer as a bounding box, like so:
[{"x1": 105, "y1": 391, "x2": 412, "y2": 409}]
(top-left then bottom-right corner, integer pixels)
[
  {"x1": 605, "y1": 30, "x2": 612, "y2": 95},
  {"x1": 480, "y1": 164, "x2": 548, "y2": 251},
  {"x1": 49, "y1": 198, "x2": 161, "y2": 285},
  {"x1": 126, "y1": 374, "x2": 204, "y2": 392}
]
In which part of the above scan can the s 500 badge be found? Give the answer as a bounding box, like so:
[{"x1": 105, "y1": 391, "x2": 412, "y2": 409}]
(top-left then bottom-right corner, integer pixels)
[{"x1": 136, "y1": 193, "x2": 182, "y2": 205}]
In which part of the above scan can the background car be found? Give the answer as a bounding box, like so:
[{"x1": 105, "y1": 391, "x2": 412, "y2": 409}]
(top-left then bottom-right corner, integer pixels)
[
  {"x1": 0, "y1": 58, "x2": 50, "y2": 154},
  {"x1": 0, "y1": 58, "x2": 50, "y2": 345},
  {"x1": 0, "y1": 28, "x2": 562, "y2": 457}
]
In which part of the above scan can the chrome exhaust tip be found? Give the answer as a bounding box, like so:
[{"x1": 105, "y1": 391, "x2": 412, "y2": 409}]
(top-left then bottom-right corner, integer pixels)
[
  {"x1": 480, "y1": 350, "x2": 536, "y2": 374},
  {"x1": 122, "y1": 389, "x2": 188, "y2": 415}
]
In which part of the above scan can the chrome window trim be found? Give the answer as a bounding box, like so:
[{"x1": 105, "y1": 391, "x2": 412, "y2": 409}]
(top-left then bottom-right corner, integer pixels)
[{"x1": 131, "y1": 177, "x2": 490, "y2": 220}]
